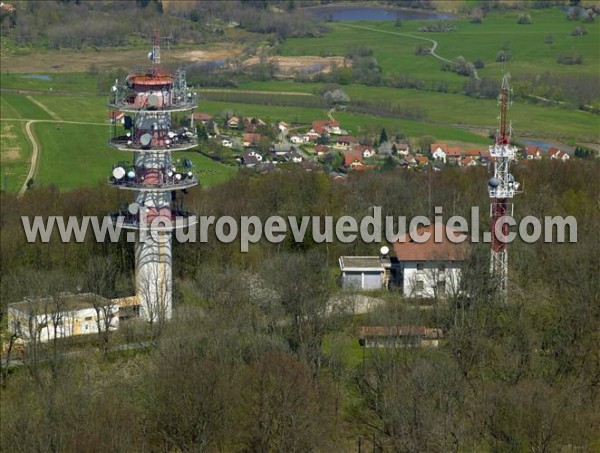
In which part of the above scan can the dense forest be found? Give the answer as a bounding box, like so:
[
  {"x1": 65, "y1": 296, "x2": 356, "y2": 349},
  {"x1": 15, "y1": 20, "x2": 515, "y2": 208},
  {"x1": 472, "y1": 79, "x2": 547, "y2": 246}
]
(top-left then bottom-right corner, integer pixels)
[{"x1": 1, "y1": 158, "x2": 599, "y2": 451}]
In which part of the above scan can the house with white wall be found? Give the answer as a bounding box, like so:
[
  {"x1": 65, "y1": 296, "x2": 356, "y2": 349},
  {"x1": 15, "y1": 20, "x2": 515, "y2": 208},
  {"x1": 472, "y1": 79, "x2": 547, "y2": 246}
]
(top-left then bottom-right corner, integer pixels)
[
  {"x1": 392, "y1": 223, "x2": 468, "y2": 298},
  {"x1": 8, "y1": 293, "x2": 119, "y2": 343}
]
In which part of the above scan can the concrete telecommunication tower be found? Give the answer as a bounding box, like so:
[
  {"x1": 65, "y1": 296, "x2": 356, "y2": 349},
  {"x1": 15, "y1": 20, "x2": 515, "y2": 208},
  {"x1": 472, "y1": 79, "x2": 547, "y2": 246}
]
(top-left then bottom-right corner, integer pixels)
[
  {"x1": 487, "y1": 72, "x2": 521, "y2": 300},
  {"x1": 108, "y1": 30, "x2": 198, "y2": 322}
]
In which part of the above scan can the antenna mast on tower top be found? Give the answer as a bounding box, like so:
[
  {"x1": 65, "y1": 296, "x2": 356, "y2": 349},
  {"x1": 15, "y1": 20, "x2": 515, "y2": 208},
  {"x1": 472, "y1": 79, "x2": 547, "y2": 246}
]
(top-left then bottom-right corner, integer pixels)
[{"x1": 150, "y1": 29, "x2": 161, "y2": 71}]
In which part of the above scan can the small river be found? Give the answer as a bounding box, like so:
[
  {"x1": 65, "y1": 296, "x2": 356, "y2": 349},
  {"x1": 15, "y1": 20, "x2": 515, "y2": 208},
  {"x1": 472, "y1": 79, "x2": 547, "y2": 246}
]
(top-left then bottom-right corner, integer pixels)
[{"x1": 307, "y1": 5, "x2": 454, "y2": 21}]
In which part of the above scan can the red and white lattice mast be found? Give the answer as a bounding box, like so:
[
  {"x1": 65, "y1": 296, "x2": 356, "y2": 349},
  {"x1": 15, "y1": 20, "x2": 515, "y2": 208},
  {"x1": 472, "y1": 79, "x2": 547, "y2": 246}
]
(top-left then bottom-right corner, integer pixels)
[
  {"x1": 108, "y1": 30, "x2": 198, "y2": 323},
  {"x1": 488, "y1": 72, "x2": 521, "y2": 299}
]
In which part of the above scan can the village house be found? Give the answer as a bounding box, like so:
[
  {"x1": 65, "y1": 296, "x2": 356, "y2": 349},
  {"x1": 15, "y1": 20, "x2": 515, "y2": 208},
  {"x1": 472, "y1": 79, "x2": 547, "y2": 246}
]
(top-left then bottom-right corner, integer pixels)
[
  {"x1": 315, "y1": 144, "x2": 330, "y2": 156},
  {"x1": 241, "y1": 150, "x2": 263, "y2": 167},
  {"x1": 270, "y1": 143, "x2": 294, "y2": 159},
  {"x1": 415, "y1": 155, "x2": 429, "y2": 166},
  {"x1": 395, "y1": 142, "x2": 410, "y2": 156},
  {"x1": 523, "y1": 146, "x2": 542, "y2": 160},
  {"x1": 548, "y1": 147, "x2": 570, "y2": 161},
  {"x1": 392, "y1": 223, "x2": 468, "y2": 299},
  {"x1": 431, "y1": 143, "x2": 448, "y2": 163},
  {"x1": 226, "y1": 116, "x2": 240, "y2": 129},
  {"x1": 461, "y1": 156, "x2": 477, "y2": 167},
  {"x1": 289, "y1": 135, "x2": 307, "y2": 144},
  {"x1": 277, "y1": 121, "x2": 290, "y2": 133},
  {"x1": 334, "y1": 135, "x2": 359, "y2": 150},
  {"x1": 189, "y1": 112, "x2": 213, "y2": 125},
  {"x1": 242, "y1": 133, "x2": 262, "y2": 148},
  {"x1": 310, "y1": 120, "x2": 341, "y2": 136},
  {"x1": 446, "y1": 147, "x2": 462, "y2": 164},
  {"x1": 338, "y1": 256, "x2": 391, "y2": 291},
  {"x1": 285, "y1": 150, "x2": 303, "y2": 163},
  {"x1": 342, "y1": 149, "x2": 364, "y2": 168},
  {"x1": 8, "y1": 293, "x2": 119, "y2": 343},
  {"x1": 464, "y1": 149, "x2": 481, "y2": 160}
]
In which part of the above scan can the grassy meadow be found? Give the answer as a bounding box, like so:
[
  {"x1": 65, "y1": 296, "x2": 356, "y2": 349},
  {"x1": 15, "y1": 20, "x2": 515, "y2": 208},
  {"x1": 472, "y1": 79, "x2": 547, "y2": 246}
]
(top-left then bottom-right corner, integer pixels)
[
  {"x1": 0, "y1": 121, "x2": 31, "y2": 192},
  {"x1": 279, "y1": 8, "x2": 600, "y2": 85}
]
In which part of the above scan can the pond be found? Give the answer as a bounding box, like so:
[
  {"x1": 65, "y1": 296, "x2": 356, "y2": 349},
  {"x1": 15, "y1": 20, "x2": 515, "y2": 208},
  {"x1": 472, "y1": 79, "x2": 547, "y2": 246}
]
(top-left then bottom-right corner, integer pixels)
[
  {"x1": 22, "y1": 74, "x2": 52, "y2": 81},
  {"x1": 307, "y1": 6, "x2": 454, "y2": 21},
  {"x1": 518, "y1": 137, "x2": 574, "y2": 153}
]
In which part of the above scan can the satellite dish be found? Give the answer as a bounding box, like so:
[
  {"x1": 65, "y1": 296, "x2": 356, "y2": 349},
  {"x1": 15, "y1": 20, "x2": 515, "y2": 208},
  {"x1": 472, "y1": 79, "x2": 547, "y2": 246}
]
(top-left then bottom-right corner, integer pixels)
[
  {"x1": 148, "y1": 51, "x2": 154, "y2": 61},
  {"x1": 380, "y1": 246, "x2": 390, "y2": 256},
  {"x1": 175, "y1": 173, "x2": 182, "y2": 180},
  {"x1": 126, "y1": 132, "x2": 131, "y2": 138},
  {"x1": 167, "y1": 171, "x2": 173, "y2": 177},
  {"x1": 168, "y1": 131, "x2": 176, "y2": 139},
  {"x1": 488, "y1": 177, "x2": 500, "y2": 188},
  {"x1": 111, "y1": 85, "x2": 117, "y2": 92},
  {"x1": 187, "y1": 171, "x2": 193, "y2": 177},
  {"x1": 140, "y1": 133, "x2": 152, "y2": 147},
  {"x1": 128, "y1": 203, "x2": 139, "y2": 215},
  {"x1": 112, "y1": 167, "x2": 126, "y2": 180},
  {"x1": 127, "y1": 170, "x2": 136, "y2": 179},
  {"x1": 148, "y1": 94, "x2": 160, "y2": 107}
]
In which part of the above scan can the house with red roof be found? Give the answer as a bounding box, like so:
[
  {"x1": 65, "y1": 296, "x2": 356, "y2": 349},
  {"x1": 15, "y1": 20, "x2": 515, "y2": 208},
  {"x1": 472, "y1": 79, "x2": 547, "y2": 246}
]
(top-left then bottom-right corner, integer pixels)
[
  {"x1": 189, "y1": 112, "x2": 213, "y2": 124},
  {"x1": 392, "y1": 223, "x2": 468, "y2": 298},
  {"x1": 315, "y1": 144, "x2": 330, "y2": 156},
  {"x1": 523, "y1": 146, "x2": 541, "y2": 160},
  {"x1": 431, "y1": 143, "x2": 448, "y2": 162},
  {"x1": 548, "y1": 147, "x2": 570, "y2": 161},
  {"x1": 446, "y1": 147, "x2": 462, "y2": 164},
  {"x1": 343, "y1": 149, "x2": 364, "y2": 168},
  {"x1": 242, "y1": 133, "x2": 262, "y2": 148},
  {"x1": 334, "y1": 135, "x2": 359, "y2": 150},
  {"x1": 461, "y1": 156, "x2": 477, "y2": 167},
  {"x1": 464, "y1": 149, "x2": 481, "y2": 159},
  {"x1": 415, "y1": 155, "x2": 429, "y2": 166}
]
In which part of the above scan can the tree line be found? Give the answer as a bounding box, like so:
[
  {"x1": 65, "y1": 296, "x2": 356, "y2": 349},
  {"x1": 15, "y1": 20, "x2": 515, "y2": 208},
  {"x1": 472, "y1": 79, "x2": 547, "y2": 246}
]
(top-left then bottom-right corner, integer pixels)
[{"x1": 1, "y1": 149, "x2": 599, "y2": 450}]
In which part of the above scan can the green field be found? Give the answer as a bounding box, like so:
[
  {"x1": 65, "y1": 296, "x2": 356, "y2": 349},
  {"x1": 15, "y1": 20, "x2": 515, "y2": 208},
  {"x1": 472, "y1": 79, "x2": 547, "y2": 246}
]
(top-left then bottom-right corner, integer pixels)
[
  {"x1": 33, "y1": 121, "x2": 236, "y2": 190},
  {"x1": 234, "y1": 81, "x2": 598, "y2": 140},
  {"x1": 0, "y1": 121, "x2": 31, "y2": 192},
  {"x1": 0, "y1": 92, "x2": 53, "y2": 120},
  {"x1": 0, "y1": 91, "x2": 238, "y2": 192},
  {"x1": 28, "y1": 94, "x2": 108, "y2": 122},
  {"x1": 0, "y1": 72, "x2": 98, "y2": 93},
  {"x1": 279, "y1": 9, "x2": 600, "y2": 86}
]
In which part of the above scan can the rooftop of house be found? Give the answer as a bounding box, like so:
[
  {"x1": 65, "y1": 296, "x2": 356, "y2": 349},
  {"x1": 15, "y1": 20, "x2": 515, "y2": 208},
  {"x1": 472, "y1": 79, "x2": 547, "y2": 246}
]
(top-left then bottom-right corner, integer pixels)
[
  {"x1": 10, "y1": 293, "x2": 113, "y2": 314},
  {"x1": 189, "y1": 112, "x2": 213, "y2": 121},
  {"x1": 337, "y1": 135, "x2": 358, "y2": 144},
  {"x1": 392, "y1": 222, "x2": 469, "y2": 262},
  {"x1": 465, "y1": 149, "x2": 480, "y2": 157},
  {"x1": 431, "y1": 143, "x2": 448, "y2": 153},
  {"x1": 339, "y1": 256, "x2": 390, "y2": 271},
  {"x1": 447, "y1": 147, "x2": 462, "y2": 157},
  {"x1": 343, "y1": 149, "x2": 363, "y2": 166},
  {"x1": 360, "y1": 326, "x2": 443, "y2": 339}
]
